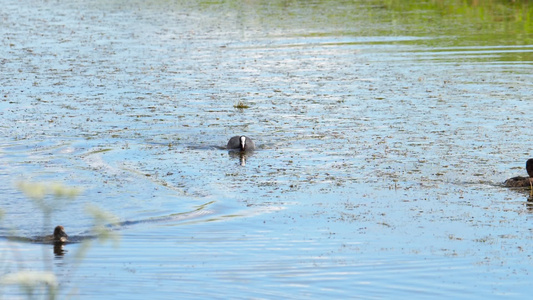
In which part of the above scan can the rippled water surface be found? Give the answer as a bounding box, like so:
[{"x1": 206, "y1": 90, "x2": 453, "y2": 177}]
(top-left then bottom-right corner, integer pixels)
[{"x1": 1, "y1": 0, "x2": 533, "y2": 298}]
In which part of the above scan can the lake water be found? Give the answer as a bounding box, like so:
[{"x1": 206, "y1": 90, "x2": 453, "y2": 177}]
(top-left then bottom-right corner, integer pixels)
[{"x1": 1, "y1": 0, "x2": 533, "y2": 298}]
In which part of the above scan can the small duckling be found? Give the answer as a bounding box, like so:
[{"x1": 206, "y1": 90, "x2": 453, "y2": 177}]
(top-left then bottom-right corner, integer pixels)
[
  {"x1": 45, "y1": 225, "x2": 68, "y2": 243},
  {"x1": 227, "y1": 136, "x2": 255, "y2": 152}
]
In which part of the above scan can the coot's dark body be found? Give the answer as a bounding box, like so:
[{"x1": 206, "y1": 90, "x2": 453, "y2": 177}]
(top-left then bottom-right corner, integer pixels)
[
  {"x1": 227, "y1": 136, "x2": 255, "y2": 152},
  {"x1": 504, "y1": 159, "x2": 533, "y2": 188}
]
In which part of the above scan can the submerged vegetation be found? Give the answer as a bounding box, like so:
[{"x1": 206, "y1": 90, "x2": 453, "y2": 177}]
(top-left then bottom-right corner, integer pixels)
[
  {"x1": 192, "y1": 0, "x2": 532, "y2": 46},
  {"x1": 233, "y1": 100, "x2": 251, "y2": 110},
  {"x1": 379, "y1": 0, "x2": 533, "y2": 42}
]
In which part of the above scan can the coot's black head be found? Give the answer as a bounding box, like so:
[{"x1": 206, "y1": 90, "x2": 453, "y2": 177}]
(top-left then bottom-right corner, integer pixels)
[{"x1": 526, "y1": 159, "x2": 533, "y2": 178}]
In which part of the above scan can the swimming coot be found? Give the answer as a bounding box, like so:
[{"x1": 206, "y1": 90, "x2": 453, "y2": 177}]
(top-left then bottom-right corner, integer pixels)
[
  {"x1": 227, "y1": 136, "x2": 255, "y2": 152},
  {"x1": 504, "y1": 159, "x2": 533, "y2": 188}
]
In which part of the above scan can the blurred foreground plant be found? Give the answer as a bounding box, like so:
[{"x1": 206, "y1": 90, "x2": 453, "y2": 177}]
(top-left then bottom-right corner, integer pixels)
[
  {"x1": 1, "y1": 270, "x2": 58, "y2": 299},
  {"x1": 1, "y1": 181, "x2": 120, "y2": 299},
  {"x1": 16, "y1": 182, "x2": 81, "y2": 233},
  {"x1": 73, "y1": 205, "x2": 121, "y2": 264}
]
